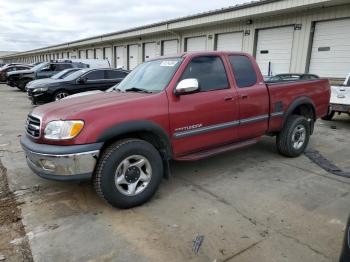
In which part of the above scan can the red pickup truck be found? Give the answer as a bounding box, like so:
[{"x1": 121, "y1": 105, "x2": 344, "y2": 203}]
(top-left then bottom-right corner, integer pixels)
[{"x1": 21, "y1": 52, "x2": 330, "y2": 208}]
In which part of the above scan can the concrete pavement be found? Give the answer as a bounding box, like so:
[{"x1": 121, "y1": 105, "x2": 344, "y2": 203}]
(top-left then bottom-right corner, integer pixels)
[{"x1": 0, "y1": 84, "x2": 349, "y2": 262}]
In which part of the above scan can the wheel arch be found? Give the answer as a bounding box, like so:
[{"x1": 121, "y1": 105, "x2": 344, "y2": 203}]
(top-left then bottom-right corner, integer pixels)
[
  {"x1": 97, "y1": 120, "x2": 173, "y2": 161},
  {"x1": 283, "y1": 96, "x2": 316, "y2": 134}
]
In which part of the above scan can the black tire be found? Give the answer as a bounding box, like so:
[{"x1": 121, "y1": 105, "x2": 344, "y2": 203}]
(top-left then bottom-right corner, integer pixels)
[
  {"x1": 321, "y1": 109, "x2": 335, "y2": 121},
  {"x1": 17, "y1": 79, "x2": 29, "y2": 91},
  {"x1": 93, "y1": 139, "x2": 163, "y2": 209},
  {"x1": 276, "y1": 115, "x2": 311, "y2": 157},
  {"x1": 53, "y1": 90, "x2": 69, "y2": 101}
]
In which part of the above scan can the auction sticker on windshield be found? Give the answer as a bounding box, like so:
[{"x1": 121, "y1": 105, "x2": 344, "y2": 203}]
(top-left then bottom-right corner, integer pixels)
[{"x1": 160, "y1": 61, "x2": 178, "y2": 67}]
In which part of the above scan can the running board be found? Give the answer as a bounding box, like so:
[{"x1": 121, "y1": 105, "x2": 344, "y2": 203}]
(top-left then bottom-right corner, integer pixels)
[{"x1": 176, "y1": 138, "x2": 260, "y2": 161}]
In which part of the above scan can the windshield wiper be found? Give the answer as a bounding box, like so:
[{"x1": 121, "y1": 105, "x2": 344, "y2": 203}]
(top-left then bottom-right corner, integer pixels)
[{"x1": 124, "y1": 87, "x2": 152, "y2": 93}]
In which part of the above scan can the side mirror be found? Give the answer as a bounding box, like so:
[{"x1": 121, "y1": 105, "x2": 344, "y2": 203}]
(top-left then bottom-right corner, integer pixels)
[
  {"x1": 77, "y1": 77, "x2": 86, "y2": 84},
  {"x1": 175, "y1": 78, "x2": 199, "y2": 95}
]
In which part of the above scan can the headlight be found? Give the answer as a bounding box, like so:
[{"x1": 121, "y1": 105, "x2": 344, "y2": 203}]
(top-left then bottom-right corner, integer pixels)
[
  {"x1": 33, "y1": 87, "x2": 48, "y2": 93},
  {"x1": 44, "y1": 120, "x2": 84, "y2": 140}
]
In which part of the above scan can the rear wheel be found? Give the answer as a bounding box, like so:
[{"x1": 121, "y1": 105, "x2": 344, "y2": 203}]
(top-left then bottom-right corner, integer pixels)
[
  {"x1": 321, "y1": 108, "x2": 335, "y2": 121},
  {"x1": 17, "y1": 79, "x2": 29, "y2": 91},
  {"x1": 93, "y1": 139, "x2": 163, "y2": 209},
  {"x1": 276, "y1": 115, "x2": 310, "y2": 157},
  {"x1": 53, "y1": 90, "x2": 69, "y2": 101}
]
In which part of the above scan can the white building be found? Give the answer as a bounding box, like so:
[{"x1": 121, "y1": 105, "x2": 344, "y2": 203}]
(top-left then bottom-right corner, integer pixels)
[
  {"x1": 1, "y1": 0, "x2": 350, "y2": 79},
  {"x1": 0, "y1": 51, "x2": 17, "y2": 63}
]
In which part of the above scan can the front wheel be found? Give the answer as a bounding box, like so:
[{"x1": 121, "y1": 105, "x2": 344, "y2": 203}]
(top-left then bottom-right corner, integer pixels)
[
  {"x1": 276, "y1": 115, "x2": 311, "y2": 157},
  {"x1": 53, "y1": 90, "x2": 69, "y2": 101},
  {"x1": 93, "y1": 139, "x2": 163, "y2": 209}
]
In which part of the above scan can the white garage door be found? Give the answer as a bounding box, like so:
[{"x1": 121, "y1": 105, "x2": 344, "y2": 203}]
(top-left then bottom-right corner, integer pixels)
[
  {"x1": 87, "y1": 49, "x2": 94, "y2": 59},
  {"x1": 79, "y1": 50, "x2": 86, "y2": 59},
  {"x1": 162, "y1": 40, "x2": 178, "y2": 56},
  {"x1": 95, "y1": 48, "x2": 103, "y2": 59},
  {"x1": 104, "y1": 47, "x2": 112, "y2": 65},
  {"x1": 216, "y1": 32, "x2": 243, "y2": 51},
  {"x1": 256, "y1": 26, "x2": 294, "y2": 76},
  {"x1": 144, "y1": 42, "x2": 156, "y2": 61},
  {"x1": 186, "y1": 36, "x2": 207, "y2": 52},
  {"x1": 309, "y1": 19, "x2": 350, "y2": 78},
  {"x1": 128, "y1": 44, "x2": 139, "y2": 70},
  {"x1": 115, "y1": 46, "x2": 126, "y2": 69}
]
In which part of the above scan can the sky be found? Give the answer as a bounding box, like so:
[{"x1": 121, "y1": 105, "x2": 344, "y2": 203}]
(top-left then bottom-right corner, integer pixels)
[{"x1": 0, "y1": 0, "x2": 251, "y2": 52}]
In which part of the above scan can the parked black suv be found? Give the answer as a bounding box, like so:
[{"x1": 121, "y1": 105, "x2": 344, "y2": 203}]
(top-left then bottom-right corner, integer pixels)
[
  {"x1": 27, "y1": 68, "x2": 129, "y2": 104},
  {"x1": 7, "y1": 60, "x2": 88, "y2": 91}
]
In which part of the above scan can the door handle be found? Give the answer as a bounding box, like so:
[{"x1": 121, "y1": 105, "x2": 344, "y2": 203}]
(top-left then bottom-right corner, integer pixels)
[
  {"x1": 241, "y1": 94, "x2": 248, "y2": 99},
  {"x1": 224, "y1": 96, "x2": 233, "y2": 101}
]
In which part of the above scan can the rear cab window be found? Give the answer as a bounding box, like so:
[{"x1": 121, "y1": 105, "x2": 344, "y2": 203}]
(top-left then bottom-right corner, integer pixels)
[
  {"x1": 228, "y1": 55, "x2": 257, "y2": 88},
  {"x1": 181, "y1": 56, "x2": 229, "y2": 92}
]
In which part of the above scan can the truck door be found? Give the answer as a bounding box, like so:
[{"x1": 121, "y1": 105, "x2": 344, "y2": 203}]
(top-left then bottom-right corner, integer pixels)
[
  {"x1": 168, "y1": 55, "x2": 239, "y2": 156},
  {"x1": 227, "y1": 55, "x2": 269, "y2": 140}
]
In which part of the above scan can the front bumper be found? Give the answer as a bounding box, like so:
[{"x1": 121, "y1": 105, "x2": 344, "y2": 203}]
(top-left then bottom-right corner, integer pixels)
[
  {"x1": 20, "y1": 135, "x2": 103, "y2": 181},
  {"x1": 330, "y1": 103, "x2": 350, "y2": 113},
  {"x1": 7, "y1": 79, "x2": 16, "y2": 87},
  {"x1": 27, "y1": 89, "x2": 52, "y2": 104}
]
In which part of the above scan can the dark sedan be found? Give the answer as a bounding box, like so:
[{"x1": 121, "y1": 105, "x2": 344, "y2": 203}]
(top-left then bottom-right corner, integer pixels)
[
  {"x1": 25, "y1": 68, "x2": 81, "y2": 90},
  {"x1": 340, "y1": 215, "x2": 350, "y2": 262},
  {"x1": 27, "y1": 68, "x2": 129, "y2": 104}
]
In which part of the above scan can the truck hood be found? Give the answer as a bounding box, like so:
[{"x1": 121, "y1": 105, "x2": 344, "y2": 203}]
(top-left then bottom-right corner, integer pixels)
[{"x1": 32, "y1": 91, "x2": 151, "y2": 121}]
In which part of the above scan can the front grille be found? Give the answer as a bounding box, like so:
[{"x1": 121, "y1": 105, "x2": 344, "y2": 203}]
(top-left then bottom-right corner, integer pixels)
[{"x1": 26, "y1": 115, "x2": 41, "y2": 138}]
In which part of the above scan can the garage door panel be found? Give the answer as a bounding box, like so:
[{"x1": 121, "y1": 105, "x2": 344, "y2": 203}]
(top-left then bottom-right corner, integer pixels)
[
  {"x1": 186, "y1": 36, "x2": 207, "y2": 52},
  {"x1": 115, "y1": 46, "x2": 126, "y2": 69},
  {"x1": 104, "y1": 47, "x2": 112, "y2": 63},
  {"x1": 95, "y1": 49, "x2": 103, "y2": 59},
  {"x1": 256, "y1": 26, "x2": 294, "y2": 76},
  {"x1": 309, "y1": 19, "x2": 350, "y2": 78},
  {"x1": 87, "y1": 50, "x2": 94, "y2": 59},
  {"x1": 162, "y1": 40, "x2": 178, "y2": 56},
  {"x1": 79, "y1": 51, "x2": 86, "y2": 59},
  {"x1": 216, "y1": 32, "x2": 243, "y2": 51},
  {"x1": 128, "y1": 45, "x2": 139, "y2": 70},
  {"x1": 144, "y1": 42, "x2": 156, "y2": 61}
]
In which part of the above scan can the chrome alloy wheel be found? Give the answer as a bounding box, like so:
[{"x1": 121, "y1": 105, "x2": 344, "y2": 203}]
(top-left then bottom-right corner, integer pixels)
[
  {"x1": 115, "y1": 155, "x2": 152, "y2": 196},
  {"x1": 291, "y1": 124, "x2": 306, "y2": 150},
  {"x1": 55, "y1": 92, "x2": 69, "y2": 100}
]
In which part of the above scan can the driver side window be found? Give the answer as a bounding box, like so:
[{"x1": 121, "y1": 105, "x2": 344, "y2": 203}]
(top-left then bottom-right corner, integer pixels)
[
  {"x1": 180, "y1": 56, "x2": 229, "y2": 92},
  {"x1": 84, "y1": 70, "x2": 105, "y2": 81}
]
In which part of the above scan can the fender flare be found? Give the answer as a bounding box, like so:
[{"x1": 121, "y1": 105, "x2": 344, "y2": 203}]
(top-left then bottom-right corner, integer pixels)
[
  {"x1": 283, "y1": 96, "x2": 316, "y2": 133},
  {"x1": 96, "y1": 120, "x2": 173, "y2": 159},
  {"x1": 284, "y1": 97, "x2": 316, "y2": 121}
]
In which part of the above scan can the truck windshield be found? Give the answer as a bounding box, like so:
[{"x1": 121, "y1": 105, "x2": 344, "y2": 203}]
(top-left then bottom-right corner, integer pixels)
[{"x1": 117, "y1": 58, "x2": 182, "y2": 93}]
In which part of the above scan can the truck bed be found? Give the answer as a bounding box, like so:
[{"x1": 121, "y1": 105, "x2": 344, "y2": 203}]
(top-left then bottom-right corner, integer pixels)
[{"x1": 267, "y1": 79, "x2": 330, "y2": 132}]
